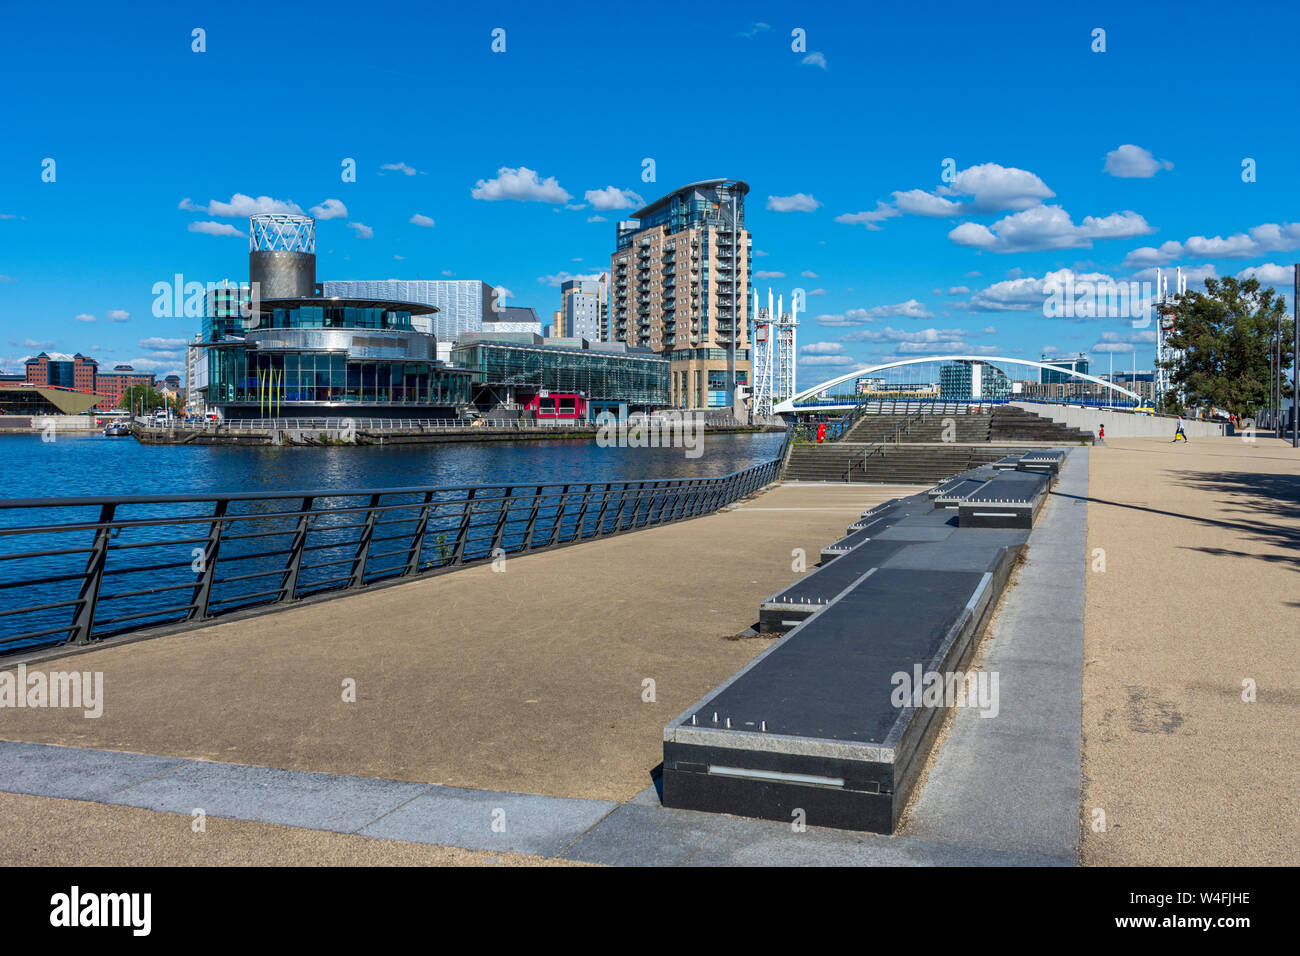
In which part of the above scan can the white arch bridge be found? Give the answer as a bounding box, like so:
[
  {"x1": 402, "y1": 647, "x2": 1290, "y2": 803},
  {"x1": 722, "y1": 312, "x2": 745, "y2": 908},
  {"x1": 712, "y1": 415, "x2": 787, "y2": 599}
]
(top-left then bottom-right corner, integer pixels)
[{"x1": 773, "y1": 355, "x2": 1143, "y2": 414}]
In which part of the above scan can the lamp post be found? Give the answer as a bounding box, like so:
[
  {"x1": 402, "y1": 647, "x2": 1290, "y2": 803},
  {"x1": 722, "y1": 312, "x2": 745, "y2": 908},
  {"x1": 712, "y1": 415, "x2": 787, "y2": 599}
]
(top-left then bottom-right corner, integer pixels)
[{"x1": 1293, "y1": 263, "x2": 1298, "y2": 447}]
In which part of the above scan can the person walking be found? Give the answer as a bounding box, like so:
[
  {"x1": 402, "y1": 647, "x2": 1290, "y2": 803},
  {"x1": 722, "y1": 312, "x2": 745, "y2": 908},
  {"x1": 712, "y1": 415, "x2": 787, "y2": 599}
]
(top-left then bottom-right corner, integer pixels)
[{"x1": 1173, "y1": 414, "x2": 1189, "y2": 443}]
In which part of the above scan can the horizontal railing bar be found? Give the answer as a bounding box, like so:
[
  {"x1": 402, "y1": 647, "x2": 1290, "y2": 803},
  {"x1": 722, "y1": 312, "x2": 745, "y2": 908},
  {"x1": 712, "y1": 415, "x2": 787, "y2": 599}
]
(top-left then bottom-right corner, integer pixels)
[
  {"x1": 205, "y1": 587, "x2": 284, "y2": 608},
  {"x1": 98, "y1": 580, "x2": 201, "y2": 601},
  {"x1": 100, "y1": 558, "x2": 202, "y2": 578},
  {"x1": 0, "y1": 467, "x2": 767, "y2": 511},
  {"x1": 0, "y1": 624, "x2": 77, "y2": 645},
  {"x1": 210, "y1": 566, "x2": 291, "y2": 586},
  {"x1": 95, "y1": 604, "x2": 194, "y2": 627},
  {"x1": 0, "y1": 545, "x2": 96, "y2": 562},
  {"x1": 0, "y1": 598, "x2": 83, "y2": 618}
]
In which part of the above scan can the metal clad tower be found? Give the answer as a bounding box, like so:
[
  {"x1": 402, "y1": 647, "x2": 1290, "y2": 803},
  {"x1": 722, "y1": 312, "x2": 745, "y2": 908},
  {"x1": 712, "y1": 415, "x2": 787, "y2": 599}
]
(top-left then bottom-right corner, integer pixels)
[{"x1": 249, "y1": 214, "x2": 316, "y2": 299}]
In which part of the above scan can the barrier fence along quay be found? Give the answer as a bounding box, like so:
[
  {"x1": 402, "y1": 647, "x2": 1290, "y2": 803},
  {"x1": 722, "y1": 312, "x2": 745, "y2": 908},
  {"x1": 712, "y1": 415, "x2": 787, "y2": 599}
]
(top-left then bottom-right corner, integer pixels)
[{"x1": 0, "y1": 439, "x2": 790, "y2": 654}]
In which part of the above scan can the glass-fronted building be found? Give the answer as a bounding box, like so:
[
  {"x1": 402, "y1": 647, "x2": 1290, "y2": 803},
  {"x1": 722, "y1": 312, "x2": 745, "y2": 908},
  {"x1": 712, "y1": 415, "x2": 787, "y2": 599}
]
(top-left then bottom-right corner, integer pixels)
[
  {"x1": 1040, "y1": 353, "x2": 1090, "y2": 384},
  {"x1": 451, "y1": 334, "x2": 669, "y2": 415},
  {"x1": 939, "y1": 360, "x2": 1012, "y2": 400},
  {"x1": 206, "y1": 297, "x2": 476, "y2": 419},
  {"x1": 321, "y1": 280, "x2": 496, "y2": 342}
]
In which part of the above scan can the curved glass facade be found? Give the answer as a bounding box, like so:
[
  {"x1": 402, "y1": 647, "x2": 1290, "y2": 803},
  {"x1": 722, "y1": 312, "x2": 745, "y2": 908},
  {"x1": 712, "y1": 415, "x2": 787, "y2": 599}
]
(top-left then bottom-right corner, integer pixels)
[
  {"x1": 452, "y1": 341, "x2": 668, "y2": 406},
  {"x1": 208, "y1": 349, "x2": 472, "y2": 406},
  {"x1": 255, "y1": 304, "x2": 415, "y2": 331},
  {"x1": 204, "y1": 299, "x2": 475, "y2": 416}
]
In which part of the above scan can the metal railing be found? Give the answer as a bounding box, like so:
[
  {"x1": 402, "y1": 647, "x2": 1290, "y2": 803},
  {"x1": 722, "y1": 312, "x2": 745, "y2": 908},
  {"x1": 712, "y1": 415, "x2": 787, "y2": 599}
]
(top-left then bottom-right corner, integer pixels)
[
  {"x1": 841, "y1": 409, "x2": 930, "y2": 481},
  {"x1": 0, "y1": 453, "x2": 786, "y2": 655}
]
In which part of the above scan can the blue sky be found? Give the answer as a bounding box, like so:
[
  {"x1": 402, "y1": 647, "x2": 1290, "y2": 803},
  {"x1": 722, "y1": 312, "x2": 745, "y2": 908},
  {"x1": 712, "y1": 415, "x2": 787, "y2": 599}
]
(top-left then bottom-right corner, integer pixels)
[{"x1": 1, "y1": 0, "x2": 1296, "y2": 384}]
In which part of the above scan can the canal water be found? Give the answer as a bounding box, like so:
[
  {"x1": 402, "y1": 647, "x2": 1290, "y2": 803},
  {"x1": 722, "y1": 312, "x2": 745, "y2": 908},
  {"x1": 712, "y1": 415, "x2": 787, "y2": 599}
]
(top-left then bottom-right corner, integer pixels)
[
  {"x1": 0, "y1": 432, "x2": 785, "y2": 652},
  {"x1": 0, "y1": 431, "x2": 784, "y2": 499}
]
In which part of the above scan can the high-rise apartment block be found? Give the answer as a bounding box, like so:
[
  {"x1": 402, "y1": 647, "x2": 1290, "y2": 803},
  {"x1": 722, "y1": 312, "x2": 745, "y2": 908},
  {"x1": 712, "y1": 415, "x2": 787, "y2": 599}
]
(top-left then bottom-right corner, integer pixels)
[
  {"x1": 557, "y1": 275, "x2": 607, "y2": 340},
  {"x1": 610, "y1": 180, "x2": 751, "y2": 409}
]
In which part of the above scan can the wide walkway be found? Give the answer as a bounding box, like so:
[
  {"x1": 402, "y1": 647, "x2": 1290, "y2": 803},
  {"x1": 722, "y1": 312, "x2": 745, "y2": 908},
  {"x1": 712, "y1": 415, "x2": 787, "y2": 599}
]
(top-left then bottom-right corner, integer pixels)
[
  {"x1": 1082, "y1": 436, "x2": 1299, "y2": 866},
  {"x1": 0, "y1": 482, "x2": 917, "y2": 864}
]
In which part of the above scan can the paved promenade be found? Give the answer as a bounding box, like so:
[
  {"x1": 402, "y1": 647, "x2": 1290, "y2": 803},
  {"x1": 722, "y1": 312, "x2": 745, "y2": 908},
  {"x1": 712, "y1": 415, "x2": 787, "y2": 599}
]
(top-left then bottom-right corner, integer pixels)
[
  {"x1": 1082, "y1": 436, "x2": 1299, "y2": 866},
  {"x1": 3, "y1": 437, "x2": 1292, "y2": 866}
]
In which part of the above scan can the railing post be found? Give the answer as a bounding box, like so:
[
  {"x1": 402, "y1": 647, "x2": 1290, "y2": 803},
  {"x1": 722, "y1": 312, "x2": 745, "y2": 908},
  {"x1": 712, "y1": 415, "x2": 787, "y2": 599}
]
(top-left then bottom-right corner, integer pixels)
[
  {"x1": 613, "y1": 482, "x2": 638, "y2": 531},
  {"x1": 690, "y1": 478, "x2": 710, "y2": 516},
  {"x1": 279, "y1": 496, "x2": 314, "y2": 600},
  {"x1": 490, "y1": 487, "x2": 513, "y2": 555},
  {"x1": 188, "y1": 499, "x2": 228, "y2": 623},
  {"x1": 592, "y1": 483, "x2": 614, "y2": 536},
  {"x1": 573, "y1": 483, "x2": 594, "y2": 539},
  {"x1": 404, "y1": 491, "x2": 434, "y2": 576},
  {"x1": 348, "y1": 494, "x2": 382, "y2": 588},
  {"x1": 450, "y1": 488, "x2": 477, "y2": 564},
  {"x1": 521, "y1": 485, "x2": 545, "y2": 550},
  {"x1": 549, "y1": 484, "x2": 571, "y2": 544},
  {"x1": 69, "y1": 502, "x2": 117, "y2": 643},
  {"x1": 667, "y1": 481, "x2": 689, "y2": 522}
]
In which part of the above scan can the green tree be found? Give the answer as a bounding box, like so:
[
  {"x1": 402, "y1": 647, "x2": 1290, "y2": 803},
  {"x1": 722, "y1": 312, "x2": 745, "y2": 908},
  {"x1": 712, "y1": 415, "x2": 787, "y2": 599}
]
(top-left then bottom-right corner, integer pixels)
[
  {"x1": 120, "y1": 383, "x2": 166, "y2": 414},
  {"x1": 1158, "y1": 275, "x2": 1294, "y2": 420}
]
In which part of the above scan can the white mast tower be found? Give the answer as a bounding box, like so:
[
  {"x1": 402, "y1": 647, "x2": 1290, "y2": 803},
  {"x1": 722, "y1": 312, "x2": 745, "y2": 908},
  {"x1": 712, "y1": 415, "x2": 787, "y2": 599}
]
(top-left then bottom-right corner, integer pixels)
[
  {"x1": 750, "y1": 288, "x2": 799, "y2": 419},
  {"x1": 751, "y1": 289, "x2": 775, "y2": 419},
  {"x1": 1154, "y1": 266, "x2": 1186, "y2": 404}
]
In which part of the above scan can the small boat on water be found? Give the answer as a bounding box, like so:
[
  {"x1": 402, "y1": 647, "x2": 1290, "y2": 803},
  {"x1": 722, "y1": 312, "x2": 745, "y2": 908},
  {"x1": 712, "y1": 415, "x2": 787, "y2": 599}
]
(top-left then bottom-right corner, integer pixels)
[{"x1": 103, "y1": 423, "x2": 131, "y2": 437}]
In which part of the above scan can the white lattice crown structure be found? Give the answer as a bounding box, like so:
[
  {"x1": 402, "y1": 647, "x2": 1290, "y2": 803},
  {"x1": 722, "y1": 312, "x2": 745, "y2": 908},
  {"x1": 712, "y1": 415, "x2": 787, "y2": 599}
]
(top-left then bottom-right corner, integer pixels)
[{"x1": 249, "y1": 214, "x2": 316, "y2": 254}]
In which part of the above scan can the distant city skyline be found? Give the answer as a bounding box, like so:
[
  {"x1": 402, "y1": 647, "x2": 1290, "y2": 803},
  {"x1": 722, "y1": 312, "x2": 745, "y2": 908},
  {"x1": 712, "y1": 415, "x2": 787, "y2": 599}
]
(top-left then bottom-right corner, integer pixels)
[{"x1": 2, "y1": 0, "x2": 1296, "y2": 385}]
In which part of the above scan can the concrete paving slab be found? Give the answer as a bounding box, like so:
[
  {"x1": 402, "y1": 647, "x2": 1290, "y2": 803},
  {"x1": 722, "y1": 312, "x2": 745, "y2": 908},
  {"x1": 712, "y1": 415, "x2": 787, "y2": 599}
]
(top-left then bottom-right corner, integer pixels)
[
  {"x1": 901, "y1": 448, "x2": 1087, "y2": 861},
  {"x1": 689, "y1": 814, "x2": 1070, "y2": 867},
  {"x1": 357, "y1": 786, "x2": 617, "y2": 857},
  {"x1": 559, "y1": 801, "x2": 726, "y2": 866},
  {"x1": 0, "y1": 740, "x2": 190, "y2": 802},
  {"x1": 109, "y1": 759, "x2": 433, "y2": 833}
]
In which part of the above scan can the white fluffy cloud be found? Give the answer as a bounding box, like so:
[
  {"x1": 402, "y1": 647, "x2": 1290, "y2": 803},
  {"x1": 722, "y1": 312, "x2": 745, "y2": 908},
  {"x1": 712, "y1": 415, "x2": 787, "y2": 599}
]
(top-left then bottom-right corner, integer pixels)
[
  {"x1": 381, "y1": 162, "x2": 418, "y2": 176},
  {"x1": 949, "y1": 205, "x2": 1152, "y2": 253},
  {"x1": 837, "y1": 163, "x2": 1055, "y2": 234},
  {"x1": 348, "y1": 223, "x2": 373, "y2": 239},
  {"x1": 766, "y1": 193, "x2": 822, "y2": 213},
  {"x1": 755, "y1": 270, "x2": 786, "y2": 279},
  {"x1": 74, "y1": 313, "x2": 95, "y2": 323},
  {"x1": 841, "y1": 325, "x2": 996, "y2": 354},
  {"x1": 942, "y1": 163, "x2": 1056, "y2": 212},
  {"x1": 472, "y1": 167, "x2": 572, "y2": 203},
  {"x1": 834, "y1": 202, "x2": 901, "y2": 230},
  {"x1": 966, "y1": 268, "x2": 1125, "y2": 312},
  {"x1": 409, "y1": 213, "x2": 435, "y2": 228},
  {"x1": 182, "y1": 194, "x2": 304, "y2": 217},
  {"x1": 584, "y1": 186, "x2": 644, "y2": 210},
  {"x1": 309, "y1": 199, "x2": 348, "y2": 220},
  {"x1": 892, "y1": 189, "x2": 963, "y2": 217},
  {"x1": 801, "y1": 341, "x2": 846, "y2": 355},
  {"x1": 1092, "y1": 330, "x2": 1158, "y2": 353},
  {"x1": 188, "y1": 221, "x2": 244, "y2": 238},
  {"x1": 139, "y1": 337, "x2": 189, "y2": 350},
  {"x1": 816, "y1": 300, "x2": 934, "y2": 326},
  {"x1": 538, "y1": 271, "x2": 604, "y2": 287},
  {"x1": 802, "y1": 52, "x2": 827, "y2": 69},
  {"x1": 108, "y1": 310, "x2": 130, "y2": 322},
  {"x1": 1104, "y1": 145, "x2": 1173, "y2": 179},
  {"x1": 1236, "y1": 262, "x2": 1295, "y2": 286},
  {"x1": 1122, "y1": 222, "x2": 1300, "y2": 265}
]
